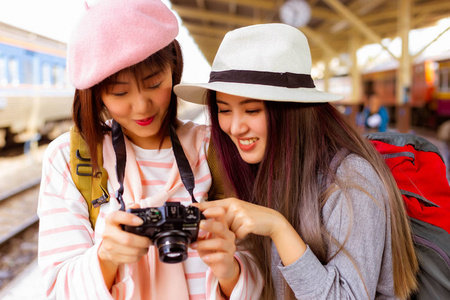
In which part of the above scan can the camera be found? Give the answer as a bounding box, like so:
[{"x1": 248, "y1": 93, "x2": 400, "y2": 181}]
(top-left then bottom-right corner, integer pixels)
[{"x1": 123, "y1": 202, "x2": 203, "y2": 263}]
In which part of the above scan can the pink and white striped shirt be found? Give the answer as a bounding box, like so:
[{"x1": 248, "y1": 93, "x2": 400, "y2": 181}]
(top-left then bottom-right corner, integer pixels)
[{"x1": 38, "y1": 120, "x2": 263, "y2": 299}]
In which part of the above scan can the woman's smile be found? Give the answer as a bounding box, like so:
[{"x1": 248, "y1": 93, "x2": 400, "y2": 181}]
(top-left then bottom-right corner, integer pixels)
[
  {"x1": 135, "y1": 116, "x2": 155, "y2": 126},
  {"x1": 238, "y1": 137, "x2": 259, "y2": 151}
]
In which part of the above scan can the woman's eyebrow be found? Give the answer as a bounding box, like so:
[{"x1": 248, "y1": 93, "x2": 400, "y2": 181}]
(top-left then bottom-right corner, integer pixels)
[
  {"x1": 216, "y1": 99, "x2": 229, "y2": 105},
  {"x1": 240, "y1": 99, "x2": 262, "y2": 105},
  {"x1": 108, "y1": 80, "x2": 129, "y2": 85},
  {"x1": 216, "y1": 99, "x2": 262, "y2": 105},
  {"x1": 142, "y1": 70, "x2": 163, "y2": 81}
]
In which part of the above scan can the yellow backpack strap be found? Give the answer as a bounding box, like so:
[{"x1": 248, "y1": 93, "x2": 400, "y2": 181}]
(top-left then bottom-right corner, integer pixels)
[
  {"x1": 207, "y1": 139, "x2": 233, "y2": 200},
  {"x1": 69, "y1": 126, "x2": 109, "y2": 228}
]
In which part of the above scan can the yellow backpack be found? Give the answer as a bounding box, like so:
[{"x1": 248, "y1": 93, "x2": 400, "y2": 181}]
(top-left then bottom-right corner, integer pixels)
[
  {"x1": 69, "y1": 126, "x2": 226, "y2": 229},
  {"x1": 69, "y1": 126, "x2": 109, "y2": 228}
]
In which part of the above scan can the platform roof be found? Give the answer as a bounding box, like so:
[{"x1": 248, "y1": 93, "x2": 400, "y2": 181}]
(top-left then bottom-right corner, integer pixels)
[{"x1": 170, "y1": 0, "x2": 450, "y2": 66}]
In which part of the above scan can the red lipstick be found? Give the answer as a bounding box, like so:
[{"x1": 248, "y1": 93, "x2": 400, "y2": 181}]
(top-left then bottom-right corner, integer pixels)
[{"x1": 136, "y1": 116, "x2": 154, "y2": 126}]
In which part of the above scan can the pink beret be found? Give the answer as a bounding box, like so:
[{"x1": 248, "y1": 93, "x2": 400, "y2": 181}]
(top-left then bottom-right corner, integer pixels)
[{"x1": 67, "y1": 0, "x2": 179, "y2": 90}]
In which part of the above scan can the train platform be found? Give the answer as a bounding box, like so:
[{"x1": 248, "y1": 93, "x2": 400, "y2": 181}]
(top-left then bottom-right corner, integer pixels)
[
  {"x1": 0, "y1": 144, "x2": 44, "y2": 199},
  {"x1": 0, "y1": 128, "x2": 449, "y2": 299}
]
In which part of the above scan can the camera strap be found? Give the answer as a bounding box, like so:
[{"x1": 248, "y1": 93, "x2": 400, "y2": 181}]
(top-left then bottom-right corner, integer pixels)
[
  {"x1": 112, "y1": 120, "x2": 126, "y2": 211},
  {"x1": 169, "y1": 125, "x2": 197, "y2": 204},
  {"x1": 111, "y1": 121, "x2": 198, "y2": 211}
]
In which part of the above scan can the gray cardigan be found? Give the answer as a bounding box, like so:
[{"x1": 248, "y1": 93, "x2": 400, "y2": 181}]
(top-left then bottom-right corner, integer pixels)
[{"x1": 271, "y1": 154, "x2": 396, "y2": 299}]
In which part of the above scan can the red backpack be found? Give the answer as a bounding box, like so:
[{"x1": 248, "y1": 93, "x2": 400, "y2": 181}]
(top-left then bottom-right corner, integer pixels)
[{"x1": 366, "y1": 132, "x2": 450, "y2": 299}]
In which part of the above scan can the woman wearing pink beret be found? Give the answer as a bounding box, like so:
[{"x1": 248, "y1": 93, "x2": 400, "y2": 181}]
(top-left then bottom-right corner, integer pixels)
[
  {"x1": 37, "y1": 0, "x2": 262, "y2": 299},
  {"x1": 175, "y1": 24, "x2": 419, "y2": 300}
]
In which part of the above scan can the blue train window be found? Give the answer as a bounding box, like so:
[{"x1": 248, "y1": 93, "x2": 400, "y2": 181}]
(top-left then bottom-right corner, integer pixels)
[
  {"x1": 0, "y1": 56, "x2": 6, "y2": 86},
  {"x1": 23, "y1": 53, "x2": 34, "y2": 85},
  {"x1": 42, "y1": 63, "x2": 51, "y2": 86},
  {"x1": 7, "y1": 57, "x2": 19, "y2": 85},
  {"x1": 53, "y1": 65, "x2": 65, "y2": 87}
]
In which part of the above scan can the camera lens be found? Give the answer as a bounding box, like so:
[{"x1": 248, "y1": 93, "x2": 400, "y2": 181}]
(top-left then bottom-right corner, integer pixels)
[{"x1": 154, "y1": 230, "x2": 190, "y2": 263}]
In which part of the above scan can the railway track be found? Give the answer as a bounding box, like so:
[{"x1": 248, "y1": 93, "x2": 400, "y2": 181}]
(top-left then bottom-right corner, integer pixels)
[
  {"x1": 0, "y1": 179, "x2": 41, "y2": 291},
  {"x1": 0, "y1": 180, "x2": 40, "y2": 247},
  {"x1": 0, "y1": 144, "x2": 46, "y2": 292}
]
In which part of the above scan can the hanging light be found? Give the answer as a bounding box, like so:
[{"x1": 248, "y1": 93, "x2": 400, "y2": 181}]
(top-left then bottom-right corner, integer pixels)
[{"x1": 279, "y1": 0, "x2": 312, "y2": 28}]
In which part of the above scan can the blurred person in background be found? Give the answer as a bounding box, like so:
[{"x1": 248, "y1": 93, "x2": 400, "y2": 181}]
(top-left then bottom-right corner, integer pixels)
[{"x1": 359, "y1": 80, "x2": 389, "y2": 133}]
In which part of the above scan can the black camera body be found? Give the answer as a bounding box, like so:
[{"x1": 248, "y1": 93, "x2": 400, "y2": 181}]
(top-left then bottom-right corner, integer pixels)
[{"x1": 123, "y1": 202, "x2": 203, "y2": 263}]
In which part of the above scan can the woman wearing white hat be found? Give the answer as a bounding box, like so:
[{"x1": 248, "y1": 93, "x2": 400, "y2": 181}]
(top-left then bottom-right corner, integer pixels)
[{"x1": 175, "y1": 23, "x2": 418, "y2": 299}]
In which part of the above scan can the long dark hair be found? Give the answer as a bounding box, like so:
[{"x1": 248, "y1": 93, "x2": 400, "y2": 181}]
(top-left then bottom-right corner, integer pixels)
[
  {"x1": 208, "y1": 92, "x2": 418, "y2": 299},
  {"x1": 72, "y1": 40, "x2": 183, "y2": 171}
]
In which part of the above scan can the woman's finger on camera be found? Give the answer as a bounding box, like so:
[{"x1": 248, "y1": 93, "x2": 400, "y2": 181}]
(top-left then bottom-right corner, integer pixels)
[
  {"x1": 103, "y1": 226, "x2": 151, "y2": 250},
  {"x1": 193, "y1": 198, "x2": 234, "y2": 211},
  {"x1": 200, "y1": 219, "x2": 234, "y2": 241},
  {"x1": 99, "y1": 237, "x2": 149, "y2": 265},
  {"x1": 105, "y1": 210, "x2": 144, "y2": 227},
  {"x1": 125, "y1": 202, "x2": 141, "y2": 210},
  {"x1": 201, "y1": 206, "x2": 227, "y2": 220}
]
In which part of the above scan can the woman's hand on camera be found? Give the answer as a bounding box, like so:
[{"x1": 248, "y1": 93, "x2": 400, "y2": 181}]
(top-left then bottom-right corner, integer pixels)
[
  {"x1": 97, "y1": 203, "x2": 151, "y2": 289},
  {"x1": 98, "y1": 203, "x2": 151, "y2": 266},
  {"x1": 193, "y1": 198, "x2": 286, "y2": 240},
  {"x1": 190, "y1": 206, "x2": 240, "y2": 296},
  {"x1": 194, "y1": 198, "x2": 307, "y2": 267}
]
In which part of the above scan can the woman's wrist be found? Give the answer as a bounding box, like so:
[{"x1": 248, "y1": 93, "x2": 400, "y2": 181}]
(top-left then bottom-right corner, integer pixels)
[
  {"x1": 269, "y1": 211, "x2": 291, "y2": 241},
  {"x1": 218, "y1": 258, "x2": 241, "y2": 298},
  {"x1": 270, "y1": 214, "x2": 307, "y2": 266},
  {"x1": 98, "y1": 242, "x2": 119, "y2": 290}
]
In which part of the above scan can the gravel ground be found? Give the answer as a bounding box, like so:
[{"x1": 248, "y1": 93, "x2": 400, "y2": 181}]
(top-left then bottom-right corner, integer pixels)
[
  {"x1": 0, "y1": 223, "x2": 39, "y2": 292},
  {"x1": 0, "y1": 145, "x2": 46, "y2": 296}
]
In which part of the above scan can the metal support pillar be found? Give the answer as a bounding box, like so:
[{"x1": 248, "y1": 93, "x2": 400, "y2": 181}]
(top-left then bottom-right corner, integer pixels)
[
  {"x1": 347, "y1": 31, "x2": 362, "y2": 128},
  {"x1": 396, "y1": 0, "x2": 412, "y2": 133}
]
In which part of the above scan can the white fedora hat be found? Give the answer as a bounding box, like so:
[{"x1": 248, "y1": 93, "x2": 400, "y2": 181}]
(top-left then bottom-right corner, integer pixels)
[{"x1": 174, "y1": 23, "x2": 343, "y2": 104}]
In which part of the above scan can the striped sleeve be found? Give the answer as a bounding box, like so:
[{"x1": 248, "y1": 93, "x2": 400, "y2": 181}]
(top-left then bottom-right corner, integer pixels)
[
  {"x1": 37, "y1": 133, "x2": 114, "y2": 299},
  {"x1": 205, "y1": 252, "x2": 264, "y2": 299}
]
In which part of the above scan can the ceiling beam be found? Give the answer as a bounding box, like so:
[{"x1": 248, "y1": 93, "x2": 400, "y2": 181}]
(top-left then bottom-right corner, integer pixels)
[
  {"x1": 172, "y1": 4, "x2": 262, "y2": 26},
  {"x1": 173, "y1": 3, "x2": 343, "y2": 26},
  {"x1": 412, "y1": 25, "x2": 450, "y2": 59},
  {"x1": 300, "y1": 26, "x2": 338, "y2": 58},
  {"x1": 330, "y1": 0, "x2": 387, "y2": 33},
  {"x1": 206, "y1": 0, "x2": 277, "y2": 10},
  {"x1": 195, "y1": 0, "x2": 206, "y2": 9},
  {"x1": 310, "y1": 7, "x2": 343, "y2": 21},
  {"x1": 323, "y1": 0, "x2": 398, "y2": 60},
  {"x1": 361, "y1": 8, "x2": 398, "y2": 24},
  {"x1": 413, "y1": 1, "x2": 450, "y2": 14},
  {"x1": 183, "y1": 22, "x2": 231, "y2": 37},
  {"x1": 360, "y1": 1, "x2": 450, "y2": 25},
  {"x1": 190, "y1": 34, "x2": 224, "y2": 45}
]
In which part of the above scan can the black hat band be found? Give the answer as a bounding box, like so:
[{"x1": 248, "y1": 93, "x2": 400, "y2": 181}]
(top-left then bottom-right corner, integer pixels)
[{"x1": 209, "y1": 70, "x2": 315, "y2": 89}]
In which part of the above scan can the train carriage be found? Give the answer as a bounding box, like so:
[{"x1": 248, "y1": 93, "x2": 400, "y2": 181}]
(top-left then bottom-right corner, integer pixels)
[
  {"x1": 315, "y1": 51, "x2": 450, "y2": 130},
  {"x1": 0, "y1": 22, "x2": 73, "y2": 148}
]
